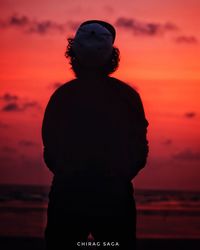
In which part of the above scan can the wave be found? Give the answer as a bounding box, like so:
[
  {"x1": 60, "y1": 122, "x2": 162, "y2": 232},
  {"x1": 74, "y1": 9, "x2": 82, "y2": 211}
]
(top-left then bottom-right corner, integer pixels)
[{"x1": 0, "y1": 185, "x2": 200, "y2": 215}]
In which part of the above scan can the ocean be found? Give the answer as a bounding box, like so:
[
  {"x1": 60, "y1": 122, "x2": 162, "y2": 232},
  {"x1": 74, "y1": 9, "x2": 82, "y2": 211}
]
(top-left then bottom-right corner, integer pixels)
[{"x1": 0, "y1": 185, "x2": 200, "y2": 239}]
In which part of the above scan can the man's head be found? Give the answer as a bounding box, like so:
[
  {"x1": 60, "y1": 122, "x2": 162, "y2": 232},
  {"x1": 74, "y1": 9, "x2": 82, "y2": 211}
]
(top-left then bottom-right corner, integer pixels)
[{"x1": 65, "y1": 20, "x2": 120, "y2": 77}]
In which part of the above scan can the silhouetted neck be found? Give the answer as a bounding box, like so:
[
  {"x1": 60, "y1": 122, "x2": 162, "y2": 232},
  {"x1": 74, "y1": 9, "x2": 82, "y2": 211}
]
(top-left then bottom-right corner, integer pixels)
[{"x1": 77, "y1": 70, "x2": 108, "y2": 85}]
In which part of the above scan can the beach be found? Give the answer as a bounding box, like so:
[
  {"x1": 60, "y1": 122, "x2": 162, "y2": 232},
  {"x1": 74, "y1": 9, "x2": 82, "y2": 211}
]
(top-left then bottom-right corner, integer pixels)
[{"x1": 0, "y1": 185, "x2": 200, "y2": 249}]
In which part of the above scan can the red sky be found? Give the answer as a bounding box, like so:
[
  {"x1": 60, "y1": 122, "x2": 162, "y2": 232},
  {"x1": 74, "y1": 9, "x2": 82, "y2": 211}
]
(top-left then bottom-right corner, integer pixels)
[{"x1": 0, "y1": 0, "x2": 200, "y2": 190}]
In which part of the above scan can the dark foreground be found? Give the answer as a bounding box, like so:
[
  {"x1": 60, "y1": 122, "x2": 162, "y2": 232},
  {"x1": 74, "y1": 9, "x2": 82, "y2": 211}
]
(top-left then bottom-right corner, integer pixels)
[{"x1": 0, "y1": 237, "x2": 200, "y2": 250}]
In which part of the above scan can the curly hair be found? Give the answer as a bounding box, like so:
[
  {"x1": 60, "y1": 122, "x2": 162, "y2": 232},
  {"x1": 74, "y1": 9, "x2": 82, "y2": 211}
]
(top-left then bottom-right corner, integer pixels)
[{"x1": 65, "y1": 38, "x2": 120, "y2": 78}]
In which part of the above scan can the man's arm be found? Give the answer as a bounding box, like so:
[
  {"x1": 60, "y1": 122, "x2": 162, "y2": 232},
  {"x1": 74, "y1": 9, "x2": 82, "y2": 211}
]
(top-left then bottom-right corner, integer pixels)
[
  {"x1": 129, "y1": 90, "x2": 149, "y2": 178},
  {"x1": 42, "y1": 92, "x2": 60, "y2": 174},
  {"x1": 108, "y1": 77, "x2": 149, "y2": 180}
]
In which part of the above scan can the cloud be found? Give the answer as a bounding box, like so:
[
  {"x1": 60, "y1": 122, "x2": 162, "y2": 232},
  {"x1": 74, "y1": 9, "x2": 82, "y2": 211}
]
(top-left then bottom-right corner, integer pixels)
[
  {"x1": 0, "y1": 14, "x2": 68, "y2": 35},
  {"x1": 173, "y1": 149, "x2": 200, "y2": 161},
  {"x1": 175, "y1": 35, "x2": 198, "y2": 44},
  {"x1": 0, "y1": 93, "x2": 18, "y2": 101},
  {"x1": 28, "y1": 20, "x2": 65, "y2": 35},
  {"x1": 19, "y1": 140, "x2": 37, "y2": 147},
  {"x1": 115, "y1": 17, "x2": 198, "y2": 44},
  {"x1": 0, "y1": 92, "x2": 19, "y2": 102},
  {"x1": 2, "y1": 102, "x2": 22, "y2": 112},
  {"x1": 2, "y1": 101, "x2": 40, "y2": 112},
  {"x1": 1, "y1": 14, "x2": 198, "y2": 45},
  {"x1": 115, "y1": 17, "x2": 178, "y2": 36},
  {"x1": 0, "y1": 92, "x2": 41, "y2": 112},
  {"x1": 9, "y1": 14, "x2": 29, "y2": 27},
  {"x1": 0, "y1": 14, "x2": 28, "y2": 29},
  {"x1": 184, "y1": 112, "x2": 197, "y2": 119},
  {"x1": 1, "y1": 14, "x2": 178, "y2": 37}
]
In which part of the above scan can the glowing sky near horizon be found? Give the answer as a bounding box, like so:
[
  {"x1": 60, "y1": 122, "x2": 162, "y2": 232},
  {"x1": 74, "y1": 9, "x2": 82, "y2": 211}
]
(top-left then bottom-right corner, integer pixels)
[{"x1": 0, "y1": 0, "x2": 200, "y2": 190}]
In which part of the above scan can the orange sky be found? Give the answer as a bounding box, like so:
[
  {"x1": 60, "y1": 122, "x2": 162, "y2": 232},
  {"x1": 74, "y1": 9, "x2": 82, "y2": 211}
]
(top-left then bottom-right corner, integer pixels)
[{"x1": 0, "y1": 0, "x2": 200, "y2": 190}]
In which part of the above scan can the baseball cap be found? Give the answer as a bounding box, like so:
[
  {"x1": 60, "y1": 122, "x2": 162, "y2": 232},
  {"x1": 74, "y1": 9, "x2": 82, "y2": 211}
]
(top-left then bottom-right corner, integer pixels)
[{"x1": 79, "y1": 20, "x2": 116, "y2": 43}]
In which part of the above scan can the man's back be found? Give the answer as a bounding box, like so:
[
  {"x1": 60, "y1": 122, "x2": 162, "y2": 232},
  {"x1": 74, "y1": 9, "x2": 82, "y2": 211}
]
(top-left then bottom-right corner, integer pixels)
[{"x1": 42, "y1": 76, "x2": 148, "y2": 185}]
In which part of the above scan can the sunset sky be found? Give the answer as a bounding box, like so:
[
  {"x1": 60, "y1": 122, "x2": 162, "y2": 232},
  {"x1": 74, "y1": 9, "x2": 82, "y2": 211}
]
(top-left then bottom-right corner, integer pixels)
[{"x1": 0, "y1": 0, "x2": 200, "y2": 190}]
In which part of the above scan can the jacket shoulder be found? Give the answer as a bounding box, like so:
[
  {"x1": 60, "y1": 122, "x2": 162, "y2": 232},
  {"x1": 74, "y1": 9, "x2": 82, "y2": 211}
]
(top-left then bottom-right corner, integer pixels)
[
  {"x1": 108, "y1": 77, "x2": 148, "y2": 124},
  {"x1": 51, "y1": 79, "x2": 78, "y2": 98},
  {"x1": 108, "y1": 77, "x2": 140, "y2": 99}
]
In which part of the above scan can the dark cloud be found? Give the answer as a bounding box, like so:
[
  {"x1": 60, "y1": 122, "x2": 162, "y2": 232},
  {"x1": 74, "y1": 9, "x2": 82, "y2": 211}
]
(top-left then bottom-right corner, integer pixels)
[
  {"x1": 19, "y1": 140, "x2": 37, "y2": 147},
  {"x1": 0, "y1": 15, "x2": 29, "y2": 29},
  {"x1": 1, "y1": 14, "x2": 198, "y2": 45},
  {"x1": 0, "y1": 93, "x2": 18, "y2": 101},
  {"x1": 1, "y1": 92, "x2": 41, "y2": 112},
  {"x1": 115, "y1": 17, "x2": 178, "y2": 36},
  {"x1": 0, "y1": 14, "x2": 67, "y2": 35},
  {"x1": 115, "y1": 17, "x2": 198, "y2": 44},
  {"x1": 9, "y1": 14, "x2": 29, "y2": 27},
  {"x1": 2, "y1": 101, "x2": 41, "y2": 112},
  {"x1": 175, "y1": 35, "x2": 198, "y2": 44},
  {"x1": 173, "y1": 149, "x2": 200, "y2": 161},
  {"x1": 28, "y1": 20, "x2": 65, "y2": 35},
  {"x1": 2, "y1": 102, "x2": 22, "y2": 112},
  {"x1": 184, "y1": 112, "x2": 196, "y2": 119}
]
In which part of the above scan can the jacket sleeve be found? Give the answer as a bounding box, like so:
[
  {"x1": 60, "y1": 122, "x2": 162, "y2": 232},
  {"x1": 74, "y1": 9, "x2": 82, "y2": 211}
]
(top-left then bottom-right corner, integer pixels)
[
  {"x1": 42, "y1": 92, "x2": 60, "y2": 174},
  {"x1": 128, "y1": 90, "x2": 149, "y2": 179},
  {"x1": 132, "y1": 92, "x2": 149, "y2": 177},
  {"x1": 109, "y1": 77, "x2": 149, "y2": 180}
]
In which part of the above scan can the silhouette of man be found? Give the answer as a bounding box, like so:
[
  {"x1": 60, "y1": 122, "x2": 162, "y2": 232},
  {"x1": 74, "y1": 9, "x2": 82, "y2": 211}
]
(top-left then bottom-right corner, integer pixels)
[{"x1": 42, "y1": 20, "x2": 148, "y2": 250}]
